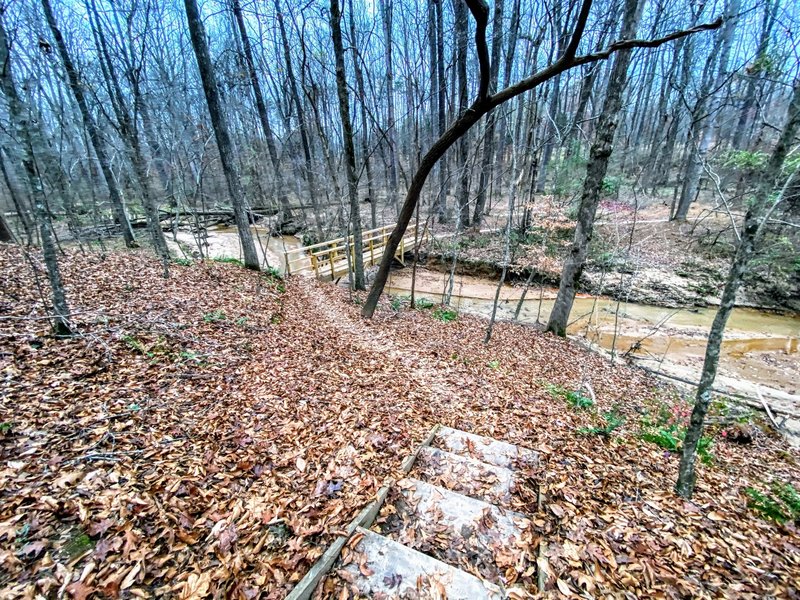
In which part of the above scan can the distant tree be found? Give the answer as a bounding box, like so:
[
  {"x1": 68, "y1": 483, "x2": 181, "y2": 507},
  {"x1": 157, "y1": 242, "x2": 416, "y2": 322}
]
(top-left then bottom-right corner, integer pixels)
[
  {"x1": 40, "y1": 0, "x2": 137, "y2": 249},
  {"x1": 1, "y1": 7, "x2": 71, "y2": 335}
]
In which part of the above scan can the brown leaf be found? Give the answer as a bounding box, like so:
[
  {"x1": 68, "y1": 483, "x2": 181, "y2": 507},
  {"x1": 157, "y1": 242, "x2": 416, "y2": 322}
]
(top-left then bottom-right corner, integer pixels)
[
  {"x1": 180, "y1": 572, "x2": 211, "y2": 600},
  {"x1": 66, "y1": 582, "x2": 94, "y2": 600}
]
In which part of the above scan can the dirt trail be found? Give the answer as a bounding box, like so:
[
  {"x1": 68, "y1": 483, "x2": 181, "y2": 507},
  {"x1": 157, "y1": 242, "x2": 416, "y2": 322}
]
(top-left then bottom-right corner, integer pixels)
[{"x1": 295, "y1": 280, "x2": 459, "y2": 404}]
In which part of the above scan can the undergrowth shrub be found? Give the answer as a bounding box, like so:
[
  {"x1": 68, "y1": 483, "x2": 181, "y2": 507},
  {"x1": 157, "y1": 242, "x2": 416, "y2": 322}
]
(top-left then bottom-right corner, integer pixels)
[
  {"x1": 745, "y1": 482, "x2": 800, "y2": 524},
  {"x1": 546, "y1": 383, "x2": 594, "y2": 410},
  {"x1": 432, "y1": 306, "x2": 457, "y2": 322},
  {"x1": 579, "y1": 408, "x2": 624, "y2": 438}
]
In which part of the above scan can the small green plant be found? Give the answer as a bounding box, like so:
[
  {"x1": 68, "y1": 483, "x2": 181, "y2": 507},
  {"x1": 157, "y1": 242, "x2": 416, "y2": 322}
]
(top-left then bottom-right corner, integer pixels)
[
  {"x1": 432, "y1": 306, "x2": 458, "y2": 322},
  {"x1": 173, "y1": 257, "x2": 192, "y2": 267},
  {"x1": 641, "y1": 426, "x2": 682, "y2": 452},
  {"x1": 203, "y1": 310, "x2": 227, "y2": 323},
  {"x1": 0, "y1": 422, "x2": 12, "y2": 434},
  {"x1": 270, "y1": 313, "x2": 282, "y2": 325},
  {"x1": 414, "y1": 297, "x2": 434, "y2": 310},
  {"x1": 773, "y1": 482, "x2": 800, "y2": 518},
  {"x1": 487, "y1": 359, "x2": 500, "y2": 369},
  {"x1": 601, "y1": 176, "x2": 622, "y2": 197},
  {"x1": 265, "y1": 266, "x2": 283, "y2": 280},
  {"x1": 579, "y1": 409, "x2": 624, "y2": 437},
  {"x1": 545, "y1": 383, "x2": 593, "y2": 410},
  {"x1": 212, "y1": 257, "x2": 244, "y2": 267},
  {"x1": 122, "y1": 334, "x2": 147, "y2": 355},
  {"x1": 390, "y1": 295, "x2": 407, "y2": 312},
  {"x1": 697, "y1": 436, "x2": 714, "y2": 465},
  {"x1": 235, "y1": 316, "x2": 248, "y2": 327},
  {"x1": 179, "y1": 350, "x2": 201, "y2": 363},
  {"x1": 64, "y1": 532, "x2": 94, "y2": 559}
]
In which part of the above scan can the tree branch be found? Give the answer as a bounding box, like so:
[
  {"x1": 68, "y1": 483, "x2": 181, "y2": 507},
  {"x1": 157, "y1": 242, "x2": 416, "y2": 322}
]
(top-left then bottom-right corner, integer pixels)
[
  {"x1": 463, "y1": 0, "x2": 490, "y2": 101},
  {"x1": 491, "y1": 17, "x2": 723, "y2": 108}
]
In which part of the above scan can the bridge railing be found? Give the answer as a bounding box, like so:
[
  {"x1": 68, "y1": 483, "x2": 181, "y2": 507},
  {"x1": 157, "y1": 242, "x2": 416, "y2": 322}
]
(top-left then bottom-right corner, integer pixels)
[{"x1": 284, "y1": 223, "x2": 427, "y2": 280}]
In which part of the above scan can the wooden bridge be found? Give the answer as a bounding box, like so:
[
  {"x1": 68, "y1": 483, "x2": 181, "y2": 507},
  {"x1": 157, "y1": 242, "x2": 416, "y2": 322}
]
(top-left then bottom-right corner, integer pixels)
[{"x1": 283, "y1": 223, "x2": 428, "y2": 280}]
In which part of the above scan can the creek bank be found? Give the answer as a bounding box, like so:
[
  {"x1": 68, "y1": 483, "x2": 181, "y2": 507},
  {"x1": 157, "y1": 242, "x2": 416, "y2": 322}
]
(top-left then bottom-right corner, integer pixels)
[{"x1": 418, "y1": 250, "x2": 798, "y2": 314}]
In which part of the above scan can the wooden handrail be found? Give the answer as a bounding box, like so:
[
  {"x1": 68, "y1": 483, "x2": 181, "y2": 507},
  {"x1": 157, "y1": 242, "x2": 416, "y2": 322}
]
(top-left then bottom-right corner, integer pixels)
[{"x1": 285, "y1": 223, "x2": 427, "y2": 278}]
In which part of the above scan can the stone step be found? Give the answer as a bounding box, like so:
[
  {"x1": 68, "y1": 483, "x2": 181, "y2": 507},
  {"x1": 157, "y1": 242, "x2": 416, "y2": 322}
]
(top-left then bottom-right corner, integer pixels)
[
  {"x1": 341, "y1": 527, "x2": 503, "y2": 599},
  {"x1": 434, "y1": 426, "x2": 538, "y2": 471},
  {"x1": 412, "y1": 446, "x2": 516, "y2": 509},
  {"x1": 381, "y1": 478, "x2": 536, "y2": 585}
]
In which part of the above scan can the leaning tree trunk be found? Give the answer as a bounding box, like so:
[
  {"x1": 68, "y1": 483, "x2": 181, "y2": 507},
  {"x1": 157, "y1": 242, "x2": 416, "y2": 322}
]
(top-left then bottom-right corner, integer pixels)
[
  {"x1": 40, "y1": 0, "x2": 136, "y2": 249},
  {"x1": 0, "y1": 146, "x2": 33, "y2": 244},
  {"x1": 184, "y1": 0, "x2": 259, "y2": 270},
  {"x1": 676, "y1": 79, "x2": 800, "y2": 498},
  {"x1": 546, "y1": 0, "x2": 642, "y2": 336},
  {"x1": 673, "y1": 0, "x2": 739, "y2": 221},
  {"x1": 275, "y1": 0, "x2": 322, "y2": 235},
  {"x1": 330, "y1": 0, "x2": 365, "y2": 289},
  {"x1": 86, "y1": 0, "x2": 170, "y2": 265},
  {"x1": 348, "y1": 0, "x2": 377, "y2": 229},
  {"x1": 454, "y1": 0, "x2": 471, "y2": 229},
  {"x1": 359, "y1": 0, "x2": 721, "y2": 318}
]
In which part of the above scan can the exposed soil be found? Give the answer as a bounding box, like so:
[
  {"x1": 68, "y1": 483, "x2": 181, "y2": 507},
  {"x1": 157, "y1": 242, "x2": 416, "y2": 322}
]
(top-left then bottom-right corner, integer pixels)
[{"x1": 421, "y1": 195, "x2": 800, "y2": 312}]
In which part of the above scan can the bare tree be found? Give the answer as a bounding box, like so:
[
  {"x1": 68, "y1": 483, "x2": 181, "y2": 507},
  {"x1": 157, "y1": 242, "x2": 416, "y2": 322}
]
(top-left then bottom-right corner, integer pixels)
[
  {"x1": 330, "y1": 0, "x2": 365, "y2": 289},
  {"x1": 546, "y1": 0, "x2": 643, "y2": 336},
  {"x1": 1, "y1": 7, "x2": 71, "y2": 335},
  {"x1": 184, "y1": 0, "x2": 259, "y2": 270},
  {"x1": 40, "y1": 0, "x2": 137, "y2": 249}
]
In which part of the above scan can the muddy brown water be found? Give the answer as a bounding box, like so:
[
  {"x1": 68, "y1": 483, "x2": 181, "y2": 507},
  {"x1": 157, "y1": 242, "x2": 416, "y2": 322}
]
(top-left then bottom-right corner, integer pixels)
[
  {"x1": 174, "y1": 227, "x2": 799, "y2": 405},
  {"x1": 385, "y1": 269, "x2": 800, "y2": 402}
]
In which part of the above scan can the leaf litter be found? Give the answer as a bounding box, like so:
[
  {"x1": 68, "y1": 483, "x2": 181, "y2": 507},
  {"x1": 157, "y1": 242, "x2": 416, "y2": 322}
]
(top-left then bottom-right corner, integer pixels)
[{"x1": 0, "y1": 246, "x2": 798, "y2": 598}]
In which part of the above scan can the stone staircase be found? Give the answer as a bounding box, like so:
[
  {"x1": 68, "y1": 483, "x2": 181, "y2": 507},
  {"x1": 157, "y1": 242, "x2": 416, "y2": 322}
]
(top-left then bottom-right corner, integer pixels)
[{"x1": 338, "y1": 426, "x2": 539, "y2": 599}]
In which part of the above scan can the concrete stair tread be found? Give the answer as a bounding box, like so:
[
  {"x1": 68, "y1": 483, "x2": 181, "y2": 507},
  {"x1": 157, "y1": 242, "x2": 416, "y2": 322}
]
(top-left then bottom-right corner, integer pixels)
[
  {"x1": 382, "y1": 478, "x2": 536, "y2": 584},
  {"x1": 341, "y1": 527, "x2": 503, "y2": 599},
  {"x1": 412, "y1": 446, "x2": 516, "y2": 508},
  {"x1": 434, "y1": 426, "x2": 538, "y2": 470}
]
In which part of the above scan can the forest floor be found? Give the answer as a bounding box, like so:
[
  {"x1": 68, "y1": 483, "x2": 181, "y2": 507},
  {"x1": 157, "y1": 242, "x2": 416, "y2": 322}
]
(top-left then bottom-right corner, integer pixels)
[
  {"x1": 421, "y1": 193, "x2": 800, "y2": 312},
  {"x1": 2, "y1": 245, "x2": 800, "y2": 598}
]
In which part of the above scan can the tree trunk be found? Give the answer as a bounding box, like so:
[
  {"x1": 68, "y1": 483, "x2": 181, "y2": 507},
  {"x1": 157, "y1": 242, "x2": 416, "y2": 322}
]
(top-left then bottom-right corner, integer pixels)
[
  {"x1": 349, "y1": 0, "x2": 377, "y2": 229},
  {"x1": 454, "y1": 0, "x2": 471, "y2": 229},
  {"x1": 184, "y1": 0, "x2": 259, "y2": 270},
  {"x1": 378, "y1": 0, "x2": 400, "y2": 215},
  {"x1": 546, "y1": 0, "x2": 642, "y2": 336},
  {"x1": 472, "y1": 0, "x2": 504, "y2": 227},
  {"x1": 0, "y1": 147, "x2": 33, "y2": 244},
  {"x1": 673, "y1": 0, "x2": 739, "y2": 221},
  {"x1": 730, "y1": 0, "x2": 779, "y2": 150},
  {"x1": 330, "y1": 0, "x2": 365, "y2": 289},
  {"x1": 2, "y1": 8, "x2": 71, "y2": 335},
  {"x1": 275, "y1": 0, "x2": 322, "y2": 235},
  {"x1": 231, "y1": 0, "x2": 293, "y2": 230},
  {"x1": 676, "y1": 80, "x2": 800, "y2": 498},
  {"x1": 39, "y1": 0, "x2": 137, "y2": 249},
  {"x1": 86, "y1": 0, "x2": 170, "y2": 265},
  {"x1": 434, "y1": 0, "x2": 448, "y2": 223}
]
